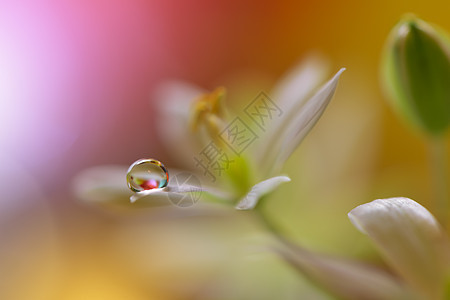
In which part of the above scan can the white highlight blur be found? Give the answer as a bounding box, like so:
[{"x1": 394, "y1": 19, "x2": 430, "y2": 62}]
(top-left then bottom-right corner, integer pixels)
[{"x1": 0, "y1": 1, "x2": 80, "y2": 165}]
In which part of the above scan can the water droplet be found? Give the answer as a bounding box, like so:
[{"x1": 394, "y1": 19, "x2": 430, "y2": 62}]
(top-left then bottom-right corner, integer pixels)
[{"x1": 126, "y1": 159, "x2": 169, "y2": 192}]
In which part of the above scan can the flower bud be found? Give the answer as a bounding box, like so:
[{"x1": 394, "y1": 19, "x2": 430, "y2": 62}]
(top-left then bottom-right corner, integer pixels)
[{"x1": 382, "y1": 16, "x2": 450, "y2": 135}]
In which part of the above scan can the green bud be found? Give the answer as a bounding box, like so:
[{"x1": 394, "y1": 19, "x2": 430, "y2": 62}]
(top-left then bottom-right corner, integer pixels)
[{"x1": 381, "y1": 16, "x2": 450, "y2": 135}]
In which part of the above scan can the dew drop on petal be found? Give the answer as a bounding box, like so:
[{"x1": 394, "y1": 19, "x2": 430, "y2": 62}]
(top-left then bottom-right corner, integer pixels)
[{"x1": 126, "y1": 159, "x2": 169, "y2": 192}]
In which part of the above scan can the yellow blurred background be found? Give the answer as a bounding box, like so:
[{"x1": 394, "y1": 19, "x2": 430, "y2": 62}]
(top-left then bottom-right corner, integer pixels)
[{"x1": 1, "y1": 0, "x2": 449, "y2": 299}]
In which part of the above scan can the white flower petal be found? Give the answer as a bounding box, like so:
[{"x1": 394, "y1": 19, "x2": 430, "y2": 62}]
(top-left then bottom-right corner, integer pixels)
[
  {"x1": 153, "y1": 80, "x2": 205, "y2": 117},
  {"x1": 72, "y1": 165, "x2": 171, "y2": 208},
  {"x1": 73, "y1": 165, "x2": 230, "y2": 210},
  {"x1": 235, "y1": 176, "x2": 291, "y2": 210},
  {"x1": 260, "y1": 68, "x2": 345, "y2": 176},
  {"x1": 272, "y1": 53, "x2": 330, "y2": 110},
  {"x1": 275, "y1": 240, "x2": 416, "y2": 300},
  {"x1": 130, "y1": 182, "x2": 203, "y2": 203},
  {"x1": 256, "y1": 56, "x2": 329, "y2": 174},
  {"x1": 153, "y1": 80, "x2": 206, "y2": 169},
  {"x1": 348, "y1": 197, "x2": 450, "y2": 299},
  {"x1": 73, "y1": 165, "x2": 131, "y2": 203}
]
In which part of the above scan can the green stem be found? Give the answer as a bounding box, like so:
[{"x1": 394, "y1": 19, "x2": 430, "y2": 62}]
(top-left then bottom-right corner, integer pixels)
[
  {"x1": 253, "y1": 201, "x2": 297, "y2": 253},
  {"x1": 252, "y1": 205, "x2": 341, "y2": 300},
  {"x1": 253, "y1": 195, "x2": 287, "y2": 238},
  {"x1": 254, "y1": 207, "x2": 282, "y2": 238},
  {"x1": 428, "y1": 136, "x2": 449, "y2": 226}
]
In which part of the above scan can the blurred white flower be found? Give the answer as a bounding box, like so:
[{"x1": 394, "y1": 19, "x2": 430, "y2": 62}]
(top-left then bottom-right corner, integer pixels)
[
  {"x1": 349, "y1": 197, "x2": 450, "y2": 299},
  {"x1": 73, "y1": 55, "x2": 344, "y2": 211},
  {"x1": 276, "y1": 197, "x2": 450, "y2": 300}
]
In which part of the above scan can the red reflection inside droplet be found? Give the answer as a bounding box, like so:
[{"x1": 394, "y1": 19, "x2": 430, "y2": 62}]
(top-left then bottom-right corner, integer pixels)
[{"x1": 139, "y1": 179, "x2": 159, "y2": 190}]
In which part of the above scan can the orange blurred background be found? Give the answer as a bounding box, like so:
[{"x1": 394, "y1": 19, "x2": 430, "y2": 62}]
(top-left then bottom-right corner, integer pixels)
[{"x1": 1, "y1": 0, "x2": 449, "y2": 299}]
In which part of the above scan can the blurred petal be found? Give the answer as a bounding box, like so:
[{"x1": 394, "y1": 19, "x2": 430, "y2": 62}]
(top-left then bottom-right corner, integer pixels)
[
  {"x1": 256, "y1": 55, "x2": 329, "y2": 174},
  {"x1": 260, "y1": 68, "x2": 345, "y2": 176},
  {"x1": 153, "y1": 80, "x2": 205, "y2": 169},
  {"x1": 272, "y1": 53, "x2": 330, "y2": 110},
  {"x1": 235, "y1": 176, "x2": 290, "y2": 210},
  {"x1": 154, "y1": 80, "x2": 205, "y2": 118},
  {"x1": 73, "y1": 165, "x2": 130, "y2": 202},
  {"x1": 348, "y1": 197, "x2": 450, "y2": 299},
  {"x1": 73, "y1": 165, "x2": 169, "y2": 208},
  {"x1": 74, "y1": 164, "x2": 235, "y2": 210},
  {"x1": 130, "y1": 182, "x2": 203, "y2": 204},
  {"x1": 275, "y1": 240, "x2": 416, "y2": 300}
]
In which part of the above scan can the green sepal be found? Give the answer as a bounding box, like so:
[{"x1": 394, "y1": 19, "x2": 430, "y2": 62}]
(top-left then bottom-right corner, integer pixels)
[{"x1": 382, "y1": 15, "x2": 450, "y2": 135}]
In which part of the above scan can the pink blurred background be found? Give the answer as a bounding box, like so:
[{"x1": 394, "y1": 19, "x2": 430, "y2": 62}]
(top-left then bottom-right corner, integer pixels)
[
  {"x1": 2, "y1": 0, "x2": 449, "y2": 187},
  {"x1": 1, "y1": 0, "x2": 450, "y2": 299}
]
